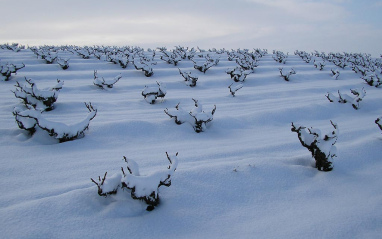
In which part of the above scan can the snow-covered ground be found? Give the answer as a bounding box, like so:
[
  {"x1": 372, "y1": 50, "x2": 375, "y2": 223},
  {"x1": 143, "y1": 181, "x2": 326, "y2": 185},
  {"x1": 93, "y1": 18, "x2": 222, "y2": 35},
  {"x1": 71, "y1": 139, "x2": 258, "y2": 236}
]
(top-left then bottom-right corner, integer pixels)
[{"x1": 0, "y1": 47, "x2": 381, "y2": 238}]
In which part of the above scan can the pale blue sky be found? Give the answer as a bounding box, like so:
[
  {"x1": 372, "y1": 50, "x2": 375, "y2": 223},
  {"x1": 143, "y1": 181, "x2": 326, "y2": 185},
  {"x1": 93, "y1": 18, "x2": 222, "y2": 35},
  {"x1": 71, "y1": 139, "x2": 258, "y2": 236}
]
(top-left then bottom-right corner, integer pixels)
[{"x1": 1, "y1": 0, "x2": 381, "y2": 55}]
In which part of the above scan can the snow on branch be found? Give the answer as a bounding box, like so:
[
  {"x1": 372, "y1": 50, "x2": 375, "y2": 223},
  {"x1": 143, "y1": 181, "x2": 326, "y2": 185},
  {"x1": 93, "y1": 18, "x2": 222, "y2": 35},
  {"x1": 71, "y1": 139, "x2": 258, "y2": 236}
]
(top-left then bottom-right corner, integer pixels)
[
  {"x1": 326, "y1": 88, "x2": 366, "y2": 110},
  {"x1": 12, "y1": 105, "x2": 37, "y2": 135},
  {"x1": 353, "y1": 65, "x2": 368, "y2": 76},
  {"x1": 228, "y1": 82, "x2": 243, "y2": 97},
  {"x1": 43, "y1": 52, "x2": 57, "y2": 64},
  {"x1": 313, "y1": 59, "x2": 326, "y2": 70},
  {"x1": 295, "y1": 50, "x2": 312, "y2": 63},
  {"x1": 189, "y1": 98, "x2": 216, "y2": 133},
  {"x1": 132, "y1": 54, "x2": 156, "y2": 77},
  {"x1": 75, "y1": 47, "x2": 91, "y2": 59},
  {"x1": 279, "y1": 68, "x2": 296, "y2": 81},
  {"x1": 164, "y1": 99, "x2": 216, "y2": 133},
  {"x1": 13, "y1": 78, "x2": 64, "y2": 111},
  {"x1": 30, "y1": 46, "x2": 58, "y2": 64},
  {"x1": 330, "y1": 68, "x2": 340, "y2": 80},
  {"x1": 174, "y1": 46, "x2": 195, "y2": 60},
  {"x1": 13, "y1": 102, "x2": 97, "y2": 142},
  {"x1": 0, "y1": 62, "x2": 25, "y2": 81},
  {"x1": 236, "y1": 54, "x2": 258, "y2": 71},
  {"x1": 192, "y1": 54, "x2": 219, "y2": 73},
  {"x1": 376, "y1": 117, "x2": 382, "y2": 133},
  {"x1": 106, "y1": 52, "x2": 130, "y2": 69},
  {"x1": 164, "y1": 102, "x2": 192, "y2": 125},
  {"x1": 158, "y1": 47, "x2": 182, "y2": 66},
  {"x1": 227, "y1": 50, "x2": 237, "y2": 62},
  {"x1": 226, "y1": 49, "x2": 263, "y2": 70},
  {"x1": 57, "y1": 57, "x2": 70, "y2": 70},
  {"x1": 0, "y1": 43, "x2": 24, "y2": 52},
  {"x1": 91, "y1": 152, "x2": 179, "y2": 211},
  {"x1": 332, "y1": 57, "x2": 348, "y2": 69},
  {"x1": 362, "y1": 73, "x2": 381, "y2": 88},
  {"x1": 291, "y1": 121, "x2": 338, "y2": 171},
  {"x1": 178, "y1": 68, "x2": 198, "y2": 87},
  {"x1": 272, "y1": 50, "x2": 288, "y2": 64},
  {"x1": 323, "y1": 52, "x2": 382, "y2": 79},
  {"x1": 226, "y1": 67, "x2": 251, "y2": 82},
  {"x1": 254, "y1": 48, "x2": 268, "y2": 57},
  {"x1": 142, "y1": 81, "x2": 166, "y2": 104},
  {"x1": 93, "y1": 70, "x2": 122, "y2": 89}
]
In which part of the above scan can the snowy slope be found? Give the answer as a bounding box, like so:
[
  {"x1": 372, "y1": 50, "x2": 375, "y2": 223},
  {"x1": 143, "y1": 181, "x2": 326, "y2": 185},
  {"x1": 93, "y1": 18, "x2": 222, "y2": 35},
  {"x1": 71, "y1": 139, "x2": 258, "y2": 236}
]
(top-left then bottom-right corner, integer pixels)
[{"x1": 0, "y1": 47, "x2": 381, "y2": 238}]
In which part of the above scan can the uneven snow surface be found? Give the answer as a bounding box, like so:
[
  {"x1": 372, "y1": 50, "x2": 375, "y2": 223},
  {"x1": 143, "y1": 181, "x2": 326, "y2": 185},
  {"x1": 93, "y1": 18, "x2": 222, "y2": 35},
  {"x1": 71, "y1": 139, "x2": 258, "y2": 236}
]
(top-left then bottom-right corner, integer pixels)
[{"x1": 0, "y1": 48, "x2": 381, "y2": 238}]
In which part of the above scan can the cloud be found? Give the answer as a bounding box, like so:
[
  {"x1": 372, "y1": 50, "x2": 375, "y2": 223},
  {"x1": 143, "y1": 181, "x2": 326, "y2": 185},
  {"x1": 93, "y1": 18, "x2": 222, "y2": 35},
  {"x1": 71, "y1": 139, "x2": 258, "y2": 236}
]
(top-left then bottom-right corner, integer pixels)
[
  {"x1": 243, "y1": 0, "x2": 350, "y2": 22},
  {"x1": 375, "y1": 1, "x2": 382, "y2": 7},
  {"x1": 0, "y1": 0, "x2": 380, "y2": 55},
  {"x1": 0, "y1": 12, "x2": 246, "y2": 47}
]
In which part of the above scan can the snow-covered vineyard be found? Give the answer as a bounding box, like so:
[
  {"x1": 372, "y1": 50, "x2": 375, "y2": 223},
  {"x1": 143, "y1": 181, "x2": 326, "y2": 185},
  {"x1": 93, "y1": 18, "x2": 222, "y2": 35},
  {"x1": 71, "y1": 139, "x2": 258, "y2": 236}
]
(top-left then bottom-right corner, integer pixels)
[{"x1": 0, "y1": 43, "x2": 381, "y2": 238}]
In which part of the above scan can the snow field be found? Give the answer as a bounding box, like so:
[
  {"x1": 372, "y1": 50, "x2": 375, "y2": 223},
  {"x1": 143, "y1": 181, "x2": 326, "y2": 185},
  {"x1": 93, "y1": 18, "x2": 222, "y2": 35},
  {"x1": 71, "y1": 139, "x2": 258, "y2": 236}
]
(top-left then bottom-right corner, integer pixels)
[{"x1": 0, "y1": 47, "x2": 381, "y2": 238}]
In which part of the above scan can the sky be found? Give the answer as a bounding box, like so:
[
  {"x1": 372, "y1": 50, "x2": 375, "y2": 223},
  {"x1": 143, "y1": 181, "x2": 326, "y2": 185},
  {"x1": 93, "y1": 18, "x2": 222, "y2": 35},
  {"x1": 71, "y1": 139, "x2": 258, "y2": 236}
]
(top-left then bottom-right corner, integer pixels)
[{"x1": 1, "y1": 0, "x2": 381, "y2": 55}]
